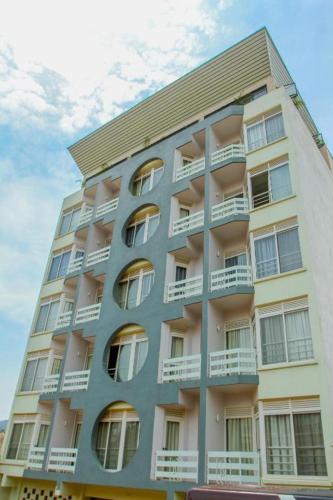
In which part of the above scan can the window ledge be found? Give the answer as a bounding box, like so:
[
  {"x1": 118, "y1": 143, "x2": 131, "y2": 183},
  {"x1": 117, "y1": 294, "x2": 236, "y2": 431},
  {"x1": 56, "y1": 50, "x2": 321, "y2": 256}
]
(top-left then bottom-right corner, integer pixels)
[
  {"x1": 258, "y1": 359, "x2": 318, "y2": 372},
  {"x1": 54, "y1": 229, "x2": 76, "y2": 241},
  {"x1": 254, "y1": 267, "x2": 307, "y2": 285},
  {"x1": 43, "y1": 276, "x2": 65, "y2": 286},
  {"x1": 16, "y1": 391, "x2": 41, "y2": 396},
  {"x1": 249, "y1": 194, "x2": 296, "y2": 213},
  {"x1": 246, "y1": 135, "x2": 288, "y2": 156},
  {"x1": 31, "y1": 329, "x2": 54, "y2": 337},
  {"x1": 262, "y1": 475, "x2": 330, "y2": 486}
]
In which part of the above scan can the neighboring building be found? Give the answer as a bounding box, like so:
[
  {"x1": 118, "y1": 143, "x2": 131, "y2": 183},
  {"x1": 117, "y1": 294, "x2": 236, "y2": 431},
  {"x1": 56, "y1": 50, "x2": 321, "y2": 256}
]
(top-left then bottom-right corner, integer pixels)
[
  {"x1": 0, "y1": 422, "x2": 7, "y2": 457},
  {"x1": 1, "y1": 27, "x2": 333, "y2": 500}
]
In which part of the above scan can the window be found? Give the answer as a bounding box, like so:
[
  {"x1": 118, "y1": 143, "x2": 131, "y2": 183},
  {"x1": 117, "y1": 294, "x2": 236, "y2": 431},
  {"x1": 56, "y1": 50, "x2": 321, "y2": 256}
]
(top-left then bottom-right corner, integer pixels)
[
  {"x1": 36, "y1": 424, "x2": 49, "y2": 447},
  {"x1": 72, "y1": 423, "x2": 81, "y2": 448},
  {"x1": 175, "y1": 265, "x2": 187, "y2": 282},
  {"x1": 107, "y1": 335, "x2": 148, "y2": 382},
  {"x1": 21, "y1": 357, "x2": 48, "y2": 392},
  {"x1": 170, "y1": 336, "x2": 184, "y2": 358},
  {"x1": 165, "y1": 420, "x2": 180, "y2": 450},
  {"x1": 179, "y1": 207, "x2": 190, "y2": 219},
  {"x1": 59, "y1": 207, "x2": 81, "y2": 236},
  {"x1": 6, "y1": 422, "x2": 34, "y2": 460},
  {"x1": 225, "y1": 253, "x2": 247, "y2": 268},
  {"x1": 265, "y1": 412, "x2": 327, "y2": 476},
  {"x1": 133, "y1": 165, "x2": 164, "y2": 196},
  {"x1": 254, "y1": 226, "x2": 302, "y2": 279},
  {"x1": 226, "y1": 417, "x2": 253, "y2": 451},
  {"x1": 50, "y1": 357, "x2": 62, "y2": 375},
  {"x1": 247, "y1": 112, "x2": 285, "y2": 151},
  {"x1": 226, "y1": 327, "x2": 252, "y2": 349},
  {"x1": 125, "y1": 213, "x2": 160, "y2": 247},
  {"x1": 118, "y1": 270, "x2": 154, "y2": 309},
  {"x1": 47, "y1": 250, "x2": 71, "y2": 281},
  {"x1": 96, "y1": 412, "x2": 140, "y2": 471},
  {"x1": 251, "y1": 162, "x2": 292, "y2": 208},
  {"x1": 34, "y1": 300, "x2": 60, "y2": 333},
  {"x1": 260, "y1": 307, "x2": 314, "y2": 365}
]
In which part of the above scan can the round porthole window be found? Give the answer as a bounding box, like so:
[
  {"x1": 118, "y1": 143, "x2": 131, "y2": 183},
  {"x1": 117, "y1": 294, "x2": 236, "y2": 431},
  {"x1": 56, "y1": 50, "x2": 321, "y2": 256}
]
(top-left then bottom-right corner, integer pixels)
[
  {"x1": 124, "y1": 205, "x2": 160, "y2": 247},
  {"x1": 115, "y1": 260, "x2": 154, "y2": 310},
  {"x1": 131, "y1": 159, "x2": 164, "y2": 196}
]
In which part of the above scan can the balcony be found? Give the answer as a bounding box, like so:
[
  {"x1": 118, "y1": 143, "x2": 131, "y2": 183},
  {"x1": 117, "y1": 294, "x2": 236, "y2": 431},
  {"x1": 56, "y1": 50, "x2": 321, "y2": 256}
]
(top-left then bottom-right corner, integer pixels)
[
  {"x1": 78, "y1": 205, "x2": 94, "y2": 226},
  {"x1": 47, "y1": 447, "x2": 78, "y2": 473},
  {"x1": 75, "y1": 303, "x2": 101, "y2": 324},
  {"x1": 62, "y1": 370, "x2": 90, "y2": 391},
  {"x1": 86, "y1": 245, "x2": 111, "y2": 266},
  {"x1": 67, "y1": 255, "x2": 84, "y2": 274},
  {"x1": 172, "y1": 211, "x2": 204, "y2": 236},
  {"x1": 96, "y1": 197, "x2": 119, "y2": 218},
  {"x1": 210, "y1": 265, "x2": 252, "y2": 292},
  {"x1": 207, "y1": 451, "x2": 260, "y2": 484},
  {"x1": 175, "y1": 157, "x2": 205, "y2": 181},
  {"x1": 165, "y1": 275, "x2": 203, "y2": 303},
  {"x1": 208, "y1": 348, "x2": 256, "y2": 378},
  {"x1": 41, "y1": 374, "x2": 59, "y2": 394},
  {"x1": 155, "y1": 450, "x2": 198, "y2": 482},
  {"x1": 27, "y1": 446, "x2": 45, "y2": 470},
  {"x1": 161, "y1": 354, "x2": 201, "y2": 383},
  {"x1": 55, "y1": 310, "x2": 73, "y2": 329},
  {"x1": 211, "y1": 198, "x2": 248, "y2": 223},
  {"x1": 211, "y1": 144, "x2": 245, "y2": 167}
]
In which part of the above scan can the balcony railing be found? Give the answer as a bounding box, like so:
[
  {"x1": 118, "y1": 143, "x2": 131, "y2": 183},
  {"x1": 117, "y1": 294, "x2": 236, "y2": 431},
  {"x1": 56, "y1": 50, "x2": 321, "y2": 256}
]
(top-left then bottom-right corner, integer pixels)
[
  {"x1": 175, "y1": 158, "x2": 205, "y2": 181},
  {"x1": 155, "y1": 450, "x2": 198, "y2": 482},
  {"x1": 211, "y1": 198, "x2": 248, "y2": 223},
  {"x1": 55, "y1": 310, "x2": 73, "y2": 329},
  {"x1": 27, "y1": 446, "x2": 46, "y2": 470},
  {"x1": 207, "y1": 451, "x2": 260, "y2": 484},
  {"x1": 165, "y1": 275, "x2": 203, "y2": 302},
  {"x1": 47, "y1": 448, "x2": 78, "y2": 473},
  {"x1": 78, "y1": 205, "x2": 94, "y2": 226},
  {"x1": 211, "y1": 265, "x2": 252, "y2": 292},
  {"x1": 41, "y1": 374, "x2": 59, "y2": 394},
  {"x1": 86, "y1": 245, "x2": 111, "y2": 266},
  {"x1": 208, "y1": 348, "x2": 256, "y2": 377},
  {"x1": 62, "y1": 370, "x2": 90, "y2": 391},
  {"x1": 67, "y1": 255, "x2": 84, "y2": 274},
  {"x1": 211, "y1": 144, "x2": 245, "y2": 166},
  {"x1": 161, "y1": 354, "x2": 201, "y2": 382},
  {"x1": 75, "y1": 303, "x2": 101, "y2": 324},
  {"x1": 172, "y1": 210, "x2": 204, "y2": 236},
  {"x1": 96, "y1": 197, "x2": 119, "y2": 218}
]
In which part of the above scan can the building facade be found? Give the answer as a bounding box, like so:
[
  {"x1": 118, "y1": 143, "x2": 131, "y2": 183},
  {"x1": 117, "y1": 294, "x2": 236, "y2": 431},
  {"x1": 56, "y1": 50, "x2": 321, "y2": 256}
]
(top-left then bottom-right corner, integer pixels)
[{"x1": 1, "y1": 28, "x2": 333, "y2": 500}]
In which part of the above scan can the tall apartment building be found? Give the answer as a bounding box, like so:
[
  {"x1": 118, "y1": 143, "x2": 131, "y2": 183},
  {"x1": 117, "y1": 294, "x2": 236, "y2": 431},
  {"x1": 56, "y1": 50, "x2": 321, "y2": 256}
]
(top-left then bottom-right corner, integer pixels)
[{"x1": 1, "y1": 28, "x2": 333, "y2": 500}]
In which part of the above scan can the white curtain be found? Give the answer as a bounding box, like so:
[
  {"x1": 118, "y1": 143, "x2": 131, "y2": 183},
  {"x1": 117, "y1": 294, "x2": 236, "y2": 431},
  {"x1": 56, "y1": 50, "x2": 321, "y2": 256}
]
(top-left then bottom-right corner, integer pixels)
[
  {"x1": 294, "y1": 413, "x2": 327, "y2": 476},
  {"x1": 226, "y1": 328, "x2": 252, "y2": 349},
  {"x1": 37, "y1": 424, "x2": 49, "y2": 447},
  {"x1": 227, "y1": 418, "x2": 253, "y2": 451},
  {"x1": 33, "y1": 358, "x2": 47, "y2": 390},
  {"x1": 270, "y1": 164, "x2": 292, "y2": 201},
  {"x1": 260, "y1": 315, "x2": 286, "y2": 364},
  {"x1": 105, "y1": 422, "x2": 121, "y2": 470},
  {"x1": 171, "y1": 337, "x2": 184, "y2": 358},
  {"x1": 285, "y1": 310, "x2": 314, "y2": 361},
  {"x1": 96, "y1": 422, "x2": 108, "y2": 466},
  {"x1": 255, "y1": 235, "x2": 278, "y2": 278},
  {"x1": 18, "y1": 423, "x2": 34, "y2": 460},
  {"x1": 277, "y1": 228, "x2": 302, "y2": 272},
  {"x1": 117, "y1": 344, "x2": 131, "y2": 381},
  {"x1": 134, "y1": 340, "x2": 148, "y2": 375},
  {"x1": 265, "y1": 113, "x2": 285, "y2": 143},
  {"x1": 265, "y1": 415, "x2": 294, "y2": 475},
  {"x1": 247, "y1": 122, "x2": 265, "y2": 151},
  {"x1": 123, "y1": 422, "x2": 139, "y2": 467},
  {"x1": 165, "y1": 421, "x2": 180, "y2": 450},
  {"x1": 141, "y1": 272, "x2": 154, "y2": 302}
]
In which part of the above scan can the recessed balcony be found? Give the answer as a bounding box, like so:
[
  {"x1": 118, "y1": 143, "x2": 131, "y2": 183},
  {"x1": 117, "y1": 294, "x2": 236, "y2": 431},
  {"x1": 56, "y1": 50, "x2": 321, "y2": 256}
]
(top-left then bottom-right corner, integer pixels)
[
  {"x1": 175, "y1": 157, "x2": 205, "y2": 181},
  {"x1": 174, "y1": 130, "x2": 205, "y2": 182},
  {"x1": 207, "y1": 451, "x2": 260, "y2": 484},
  {"x1": 62, "y1": 369, "x2": 90, "y2": 391},
  {"x1": 210, "y1": 265, "x2": 252, "y2": 292},
  {"x1": 86, "y1": 245, "x2": 111, "y2": 266},
  {"x1": 211, "y1": 198, "x2": 248, "y2": 223},
  {"x1": 211, "y1": 143, "x2": 245, "y2": 167},
  {"x1": 155, "y1": 450, "x2": 198, "y2": 482},
  {"x1": 172, "y1": 210, "x2": 204, "y2": 236},
  {"x1": 47, "y1": 447, "x2": 78, "y2": 473},
  {"x1": 208, "y1": 348, "x2": 256, "y2": 378},
  {"x1": 161, "y1": 354, "x2": 201, "y2": 383},
  {"x1": 78, "y1": 204, "x2": 94, "y2": 226},
  {"x1": 165, "y1": 275, "x2": 203, "y2": 303},
  {"x1": 95, "y1": 197, "x2": 119, "y2": 218},
  {"x1": 41, "y1": 374, "x2": 60, "y2": 394},
  {"x1": 75, "y1": 303, "x2": 101, "y2": 324}
]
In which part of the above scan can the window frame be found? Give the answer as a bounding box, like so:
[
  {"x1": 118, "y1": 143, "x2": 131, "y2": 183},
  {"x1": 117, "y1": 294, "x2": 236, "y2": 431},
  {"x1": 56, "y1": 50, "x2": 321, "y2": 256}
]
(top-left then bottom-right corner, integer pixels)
[
  {"x1": 33, "y1": 298, "x2": 60, "y2": 334},
  {"x1": 118, "y1": 269, "x2": 154, "y2": 310},
  {"x1": 125, "y1": 213, "x2": 160, "y2": 247},
  {"x1": 246, "y1": 111, "x2": 285, "y2": 152},
  {"x1": 133, "y1": 165, "x2": 164, "y2": 196},
  {"x1": 47, "y1": 249, "x2": 72, "y2": 282},
  {"x1": 164, "y1": 416, "x2": 183, "y2": 450},
  {"x1": 20, "y1": 356, "x2": 48, "y2": 393},
  {"x1": 6, "y1": 420, "x2": 36, "y2": 461},
  {"x1": 108, "y1": 334, "x2": 148, "y2": 381},
  {"x1": 249, "y1": 160, "x2": 292, "y2": 209},
  {"x1": 58, "y1": 207, "x2": 81, "y2": 237}
]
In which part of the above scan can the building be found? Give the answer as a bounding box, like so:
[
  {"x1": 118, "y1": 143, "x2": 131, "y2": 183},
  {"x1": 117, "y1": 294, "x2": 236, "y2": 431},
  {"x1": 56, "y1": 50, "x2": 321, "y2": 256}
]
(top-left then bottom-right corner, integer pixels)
[{"x1": 1, "y1": 27, "x2": 333, "y2": 500}]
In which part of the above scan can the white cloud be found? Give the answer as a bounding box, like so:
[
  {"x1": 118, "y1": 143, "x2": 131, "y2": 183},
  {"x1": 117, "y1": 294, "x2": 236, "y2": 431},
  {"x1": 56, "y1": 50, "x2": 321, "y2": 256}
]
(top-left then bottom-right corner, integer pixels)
[{"x1": 0, "y1": 0, "x2": 232, "y2": 133}]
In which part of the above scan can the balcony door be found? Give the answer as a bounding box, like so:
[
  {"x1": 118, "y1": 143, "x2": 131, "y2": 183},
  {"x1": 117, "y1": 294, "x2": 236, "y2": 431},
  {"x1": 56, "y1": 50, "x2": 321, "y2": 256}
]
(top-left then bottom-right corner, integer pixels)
[
  {"x1": 165, "y1": 420, "x2": 180, "y2": 450},
  {"x1": 226, "y1": 417, "x2": 253, "y2": 452}
]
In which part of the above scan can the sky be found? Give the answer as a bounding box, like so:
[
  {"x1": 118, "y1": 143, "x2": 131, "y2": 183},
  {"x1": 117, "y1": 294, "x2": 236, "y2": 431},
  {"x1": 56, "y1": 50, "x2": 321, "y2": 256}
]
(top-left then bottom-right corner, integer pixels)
[{"x1": 0, "y1": 0, "x2": 332, "y2": 420}]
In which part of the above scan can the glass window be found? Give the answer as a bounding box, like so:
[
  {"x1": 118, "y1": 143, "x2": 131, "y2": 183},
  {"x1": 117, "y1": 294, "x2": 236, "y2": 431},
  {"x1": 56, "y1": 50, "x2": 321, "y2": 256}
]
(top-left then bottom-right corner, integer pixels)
[
  {"x1": 72, "y1": 423, "x2": 81, "y2": 448},
  {"x1": 47, "y1": 251, "x2": 71, "y2": 281},
  {"x1": 251, "y1": 163, "x2": 292, "y2": 209},
  {"x1": 175, "y1": 266, "x2": 187, "y2": 282},
  {"x1": 260, "y1": 308, "x2": 314, "y2": 365},
  {"x1": 6, "y1": 422, "x2": 34, "y2": 460},
  {"x1": 109, "y1": 337, "x2": 148, "y2": 382},
  {"x1": 225, "y1": 253, "x2": 247, "y2": 268},
  {"x1": 125, "y1": 213, "x2": 160, "y2": 248},
  {"x1": 122, "y1": 421, "x2": 139, "y2": 467},
  {"x1": 247, "y1": 113, "x2": 285, "y2": 152},
  {"x1": 265, "y1": 413, "x2": 327, "y2": 477},
  {"x1": 171, "y1": 336, "x2": 184, "y2": 358},
  {"x1": 118, "y1": 272, "x2": 154, "y2": 310},
  {"x1": 34, "y1": 301, "x2": 60, "y2": 333},
  {"x1": 254, "y1": 227, "x2": 302, "y2": 279},
  {"x1": 59, "y1": 208, "x2": 81, "y2": 236},
  {"x1": 165, "y1": 420, "x2": 180, "y2": 450},
  {"x1": 226, "y1": 327, "x2": 252, "y2": 349},
  {"x1": 36, "y1": 424, "x2": 49, "y2": 447},
  {"x1": 21, "y1": 357, "x2": 48, "y2": 392},
  {"x1": 227, "y1": 418, "x2": 253, "y2": 451}
]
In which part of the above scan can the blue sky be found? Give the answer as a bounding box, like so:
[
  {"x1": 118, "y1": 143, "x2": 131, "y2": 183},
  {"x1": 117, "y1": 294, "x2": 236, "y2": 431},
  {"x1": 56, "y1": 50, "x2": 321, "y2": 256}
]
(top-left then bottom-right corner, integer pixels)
[{"x1": 0, "y1": 0, "x2": 332, "y2": 420}]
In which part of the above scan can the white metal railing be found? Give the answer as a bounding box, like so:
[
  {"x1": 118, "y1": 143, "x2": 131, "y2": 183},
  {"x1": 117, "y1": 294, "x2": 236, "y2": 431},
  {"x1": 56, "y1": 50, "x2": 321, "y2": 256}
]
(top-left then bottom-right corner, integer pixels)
[
  {"x1": 67, "y1": 255, "x2": 84, "y2": 274},
  {"x1": 211, "y1": 144, "x2": 245, "y2": 166},
  {"x1": 47, "y1": 448, "x2": 78, "y2": 473},
  {"x1": 96, "y1": 197, "x2": 119, "y2": 218},
  {"x1": 155, "y1": 450, "x2": 198, "y2": 482},
  {"x1": 207, "y1": 451, "x2": 260, "y2": 484},
  {"x1": 161, "y1": 354, "x2": 201, "y2": 382},
  {"x1": 208, "y1": 348, "x2": 256, "y2": 377},
  {"x1": 86, "y1": 245, "x2": 111, "y2": 266},
  {"x1": 211, "y1": 198, "x2": 248, "y2": 223},
  {"x1": 41, "y1": 374, "x2": 59, "y2": 394},
  {"x1": 175, "y1": 157, "x2": 205, "y2": 181},
  {"x1": 78, "y1": 205, "x2": 94, "y2": 225},
  {"x1": 165, "y1": 275, "x2": 203, "y2": 302},
  {"x1": 211, "y1": 265, "x2": 252, "y2": 291},
  {"x1": 172, "y1": 210, "x2": 204, "y2": 236},
  {"x1": 27, "y1": 446, "x2": 46, "y2": 470},
  {"x1": 75, "y1": 303, "x2": 101, "y2": 324},
  {"x1": 55, "y1": 310, "x2": 73, "y2": 329},
  {"x1": 62, "y1": 370, "x2": 90, "y2": 391}
]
